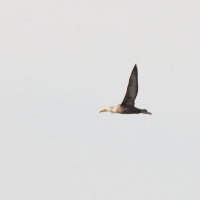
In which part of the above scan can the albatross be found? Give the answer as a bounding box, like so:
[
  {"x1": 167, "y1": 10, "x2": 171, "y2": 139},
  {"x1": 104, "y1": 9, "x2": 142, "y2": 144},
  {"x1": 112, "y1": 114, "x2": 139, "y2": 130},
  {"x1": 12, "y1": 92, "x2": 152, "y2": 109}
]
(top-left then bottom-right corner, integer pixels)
[{"x1": 99, "y1": 64, "x2": 152, "y2": 115}]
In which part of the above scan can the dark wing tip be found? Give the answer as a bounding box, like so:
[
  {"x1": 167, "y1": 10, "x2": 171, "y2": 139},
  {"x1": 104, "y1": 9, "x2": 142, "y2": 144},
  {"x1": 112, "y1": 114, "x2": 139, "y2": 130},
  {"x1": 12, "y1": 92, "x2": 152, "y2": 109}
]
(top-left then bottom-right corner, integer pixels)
[
  {"x1": 132, "y1": 64, "x2": 138, "y2": 75},
  {"x1": 134, "y1": 64, "x2": 137, "y2": 68}
]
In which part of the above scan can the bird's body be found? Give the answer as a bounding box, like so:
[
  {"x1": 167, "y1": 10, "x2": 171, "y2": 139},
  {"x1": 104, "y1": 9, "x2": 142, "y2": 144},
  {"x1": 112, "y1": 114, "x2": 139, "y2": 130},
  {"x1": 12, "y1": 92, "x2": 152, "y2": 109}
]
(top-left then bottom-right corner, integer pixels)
[
  {"x1": 115, "y1": 106, "x2": 143, "y2": 114},
  {"x1": 100, "y1": 65, "x2": 152, "y2": 115}
]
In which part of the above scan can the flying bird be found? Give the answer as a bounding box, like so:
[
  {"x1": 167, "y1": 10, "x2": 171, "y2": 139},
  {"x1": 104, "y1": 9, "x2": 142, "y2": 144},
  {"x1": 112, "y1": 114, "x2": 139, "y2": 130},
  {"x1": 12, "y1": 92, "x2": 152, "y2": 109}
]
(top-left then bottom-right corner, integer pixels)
[{"x1": 99, "y1": 64, "x2": 152, "y2": 115}]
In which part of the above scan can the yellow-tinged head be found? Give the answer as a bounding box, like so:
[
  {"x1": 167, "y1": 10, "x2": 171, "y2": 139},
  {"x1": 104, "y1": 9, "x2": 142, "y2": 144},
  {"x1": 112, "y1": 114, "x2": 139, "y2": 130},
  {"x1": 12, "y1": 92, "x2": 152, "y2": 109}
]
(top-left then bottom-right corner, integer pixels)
[{"x1": 99, "y1": 106, "x2": 114, "y2": 113}]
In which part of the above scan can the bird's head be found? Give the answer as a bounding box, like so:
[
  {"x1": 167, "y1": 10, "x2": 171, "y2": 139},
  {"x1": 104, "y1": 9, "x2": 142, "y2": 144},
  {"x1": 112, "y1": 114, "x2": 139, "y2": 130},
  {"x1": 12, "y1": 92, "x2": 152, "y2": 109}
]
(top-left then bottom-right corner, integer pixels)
[{"x1": 99, "y1": 106, "x2": 114, "y2": 113}]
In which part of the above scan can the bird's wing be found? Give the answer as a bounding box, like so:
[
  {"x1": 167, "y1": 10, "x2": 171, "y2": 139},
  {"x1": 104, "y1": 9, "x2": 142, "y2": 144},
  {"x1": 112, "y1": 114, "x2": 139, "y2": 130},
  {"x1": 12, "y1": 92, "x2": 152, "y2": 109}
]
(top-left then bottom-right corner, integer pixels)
[{"x1": 121, "y1": 65, "x2": 138, "y2": 107}]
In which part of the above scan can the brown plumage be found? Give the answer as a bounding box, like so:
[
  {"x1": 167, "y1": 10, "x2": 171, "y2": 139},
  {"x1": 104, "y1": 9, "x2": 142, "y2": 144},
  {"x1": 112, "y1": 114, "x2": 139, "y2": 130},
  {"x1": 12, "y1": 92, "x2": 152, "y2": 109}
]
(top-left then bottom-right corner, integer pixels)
[{"x1": 99, "y1": 64, "x2": 152, "y2": 115}]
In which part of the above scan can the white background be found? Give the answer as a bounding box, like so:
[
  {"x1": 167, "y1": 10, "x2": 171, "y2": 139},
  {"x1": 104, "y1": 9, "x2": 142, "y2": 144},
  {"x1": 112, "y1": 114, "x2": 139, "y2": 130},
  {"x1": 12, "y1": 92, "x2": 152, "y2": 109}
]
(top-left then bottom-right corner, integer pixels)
[{"x1": 0, "y1": 1, "x2": 200, "y2": 199}]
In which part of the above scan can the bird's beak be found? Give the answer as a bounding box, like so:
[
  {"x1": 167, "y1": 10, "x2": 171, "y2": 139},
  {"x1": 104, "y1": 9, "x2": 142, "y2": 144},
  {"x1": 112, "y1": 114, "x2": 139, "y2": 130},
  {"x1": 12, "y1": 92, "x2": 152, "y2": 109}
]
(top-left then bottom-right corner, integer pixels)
[
  {"x1": 99, "y1": 108, "x2": 107, "y2": 113},
  {"x1": 147, "y1": 112, "x2": 152, "y2": 115}
]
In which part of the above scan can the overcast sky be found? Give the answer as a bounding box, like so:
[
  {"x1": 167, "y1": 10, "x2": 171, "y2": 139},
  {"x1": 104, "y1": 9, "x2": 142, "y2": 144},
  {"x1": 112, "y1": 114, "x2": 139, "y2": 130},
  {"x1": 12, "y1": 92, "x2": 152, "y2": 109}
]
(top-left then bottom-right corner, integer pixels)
[{"x1": 0, "y1": 1, "x2": 200, "y2": 200}]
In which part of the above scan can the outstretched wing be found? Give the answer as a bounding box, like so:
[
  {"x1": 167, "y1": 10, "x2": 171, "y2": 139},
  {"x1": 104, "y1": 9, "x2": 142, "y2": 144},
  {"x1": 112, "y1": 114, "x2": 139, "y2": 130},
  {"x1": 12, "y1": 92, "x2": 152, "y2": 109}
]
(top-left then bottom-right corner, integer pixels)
[{"x1": 121, "y1": 65, "x2": 138, "y2": 107}]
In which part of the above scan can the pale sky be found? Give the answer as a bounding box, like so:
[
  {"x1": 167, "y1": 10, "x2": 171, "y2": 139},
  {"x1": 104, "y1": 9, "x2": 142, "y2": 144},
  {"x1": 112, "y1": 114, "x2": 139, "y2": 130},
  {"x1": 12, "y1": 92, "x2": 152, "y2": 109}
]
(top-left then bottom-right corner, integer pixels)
[{"x1": 0, "y1": 1, "x2": 200, "y2": 199}]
